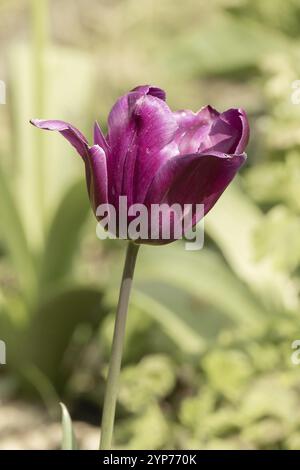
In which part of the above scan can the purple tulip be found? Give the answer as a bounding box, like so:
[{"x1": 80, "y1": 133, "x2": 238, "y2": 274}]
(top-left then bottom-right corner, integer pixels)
[{"x1": 30, "y1": 85, "x2": 249, "y2": 244}]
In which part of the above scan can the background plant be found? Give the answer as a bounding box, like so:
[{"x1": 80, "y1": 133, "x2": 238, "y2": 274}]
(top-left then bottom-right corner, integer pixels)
[{"x1": 0, "y1": 0, "x2": 300, "y2": 450}]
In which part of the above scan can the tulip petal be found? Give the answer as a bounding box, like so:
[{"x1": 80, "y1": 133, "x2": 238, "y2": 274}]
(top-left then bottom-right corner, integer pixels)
[
  {"x1": 85, "y1": 145, "x2": 108, "y2": 214},
  {"x1": 30, "y1": 119, "x2": 89, "y2": 159},
  {"x1": 173, "y1": 105, "x2": 219, "y2": 154},
  {"x1": 204, "y1": 108, "x2": 249, "y2": 154},
  {"x1": 94, "y1": 121, "x2": 109, "y2": 154},
  {"x1": 174, "y1": 107, "x2": 249, "y2": 155},
  {"x1": 30, "y1": 120, "x2": 108, "y2": 216},
  {"x1": 107, "y1": 88, "x2": 178, "y2": 206},
  {"x1": 144, "y1": 151, "x2": 246, "y2": 238},
  {"x1": 234, "y1": 109, "x2": 250, "y2": 154},
  {"x1": 131, "y1": 85, "x2": 166, "y2": 101}
]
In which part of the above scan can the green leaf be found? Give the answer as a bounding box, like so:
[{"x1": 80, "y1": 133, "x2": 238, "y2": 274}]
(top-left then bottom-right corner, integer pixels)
[
  {"x1": 25, "y1": 287, "x2": 105, "y2": 385},
  {"x1": 202, "y1": 349, "x2": 254, "y2": 401},
  {"x1": 0, "y1": 163, "x2": 36, "y2": 301},
  {"x1": 119, "y1": 355, "x2": 176, "y2": 412},
  {"x1": 9, "y1": 42, "x2": 96, "y2": 250},
  {"x1": 138, "y1": 244, "x2": 267, "y2": 329},
  {"x1": 60, "y1": 402, "x2": 77, "y2": 450},
  {"x1": 39, "y1": 179, "x2": 90, "y2": 287},
  {"x1": 132, "y1": 289, "x2": 205, "y2": 355},
  {"x1": 206, "y1": 183, "x2": 299, "y2": 312},
  {"x1": 167, "y1": 15, "x2": 289, "y2": 78},
  {"x1": 252, "y1": 205, "x2": 300, "y2": 272},
  {"x1": 22, "y1": 364, "x2": 60, "y2": 417}
]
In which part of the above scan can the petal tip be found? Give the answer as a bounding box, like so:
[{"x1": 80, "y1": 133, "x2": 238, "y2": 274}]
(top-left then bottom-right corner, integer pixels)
[
  {"x1": 30, "y1": 118, "x2": 41, "y2": 127},
  {"x1": 131, "y1": 84, "x2": 166, "y2": 101}
]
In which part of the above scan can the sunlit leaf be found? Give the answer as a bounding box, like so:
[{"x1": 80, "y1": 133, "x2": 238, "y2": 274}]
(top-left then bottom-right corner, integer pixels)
[
  {"x1": 60, "y1": 402, "x2": 77, "y2": 450},
  {"x1": 206, "y1": 183, "x2": 299, "y2": 311}
]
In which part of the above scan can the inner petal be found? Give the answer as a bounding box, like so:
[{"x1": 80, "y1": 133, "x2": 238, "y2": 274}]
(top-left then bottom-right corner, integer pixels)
[{"x1": 174, "y1": 106, "x2": 219, "y2": 155}]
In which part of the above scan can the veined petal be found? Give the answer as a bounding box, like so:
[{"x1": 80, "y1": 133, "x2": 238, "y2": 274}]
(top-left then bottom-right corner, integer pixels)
[
  {"x1": 173, "y1": 105, "x2": 219, "y2": 154},
  {"x1": 199, "y1": 108, "x2": 249, "y2": 154},
  {"x1": 173, "y1": 106, "x2": 249, "y2": 156},
  {"x1": 107, "y1": 87, "x2": 178, "y2": 206},
  {"x1": 30, "y1": 119, "x2": 89, "y2": 159},
  {"x1": 144, "y1": 151, "x2": 246, "y2": 237}
]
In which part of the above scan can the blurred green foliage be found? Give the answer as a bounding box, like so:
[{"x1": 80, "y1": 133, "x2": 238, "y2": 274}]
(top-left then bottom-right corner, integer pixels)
[{"x1": 0, "y1": 0, "x2": 300, "y2": 450}]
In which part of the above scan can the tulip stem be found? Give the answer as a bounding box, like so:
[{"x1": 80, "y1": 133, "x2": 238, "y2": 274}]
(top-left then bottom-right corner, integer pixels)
[{"x1": 99, "y1": 242, "x2": 140, "y2": 450}]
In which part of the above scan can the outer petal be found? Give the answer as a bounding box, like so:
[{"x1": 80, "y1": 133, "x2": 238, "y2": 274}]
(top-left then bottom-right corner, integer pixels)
[
  {"x1": 107, "y1": 87, "x2": 178, "y2": 206},
  {"x1": 144, "y1": 151, "x2": 246, "y2": 242},
  {"x1": 30, "y1": 119, "x2": 89, "y2": 159},
  {"x1": 234, "y1": 109, "x2": 250, "y2": 154},
  {"x1": 85, "y1": 145, "x2": 108, "y2": 214},
  {"x1": 131, "y1": 85, "x2": 166, "y2": 101},
  {"x1": 30, "y1": 120, "x2": 108, "y2": 219}
]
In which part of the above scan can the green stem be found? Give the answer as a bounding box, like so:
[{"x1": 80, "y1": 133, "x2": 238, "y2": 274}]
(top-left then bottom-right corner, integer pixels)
[{"x1": 100, "y1": 242, "x2": 140, "y2": 450}]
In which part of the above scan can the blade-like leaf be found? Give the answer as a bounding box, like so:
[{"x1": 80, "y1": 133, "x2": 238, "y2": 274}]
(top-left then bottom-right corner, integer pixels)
[
  {"x1": 9, "y1": 42, "x2": 96, "y2": 250},
  {"x1": 60, "y1": 402, "x2": 77, "y2": 450},
  {"x1": 132, "y1": 289, "x2": 206, "y2": 355},
  {"x1": 137, "y1": 245, "x2": 267, "y2": 329},
  {"x1": 39, "y1": 179, "x2": 90, "y2": 287},
  {"x1": 205, "y1": 183, "x2": 299, "y2": 311},
  {"x1": 0, "y1": 163, "x2": 36, "y2": 300}
]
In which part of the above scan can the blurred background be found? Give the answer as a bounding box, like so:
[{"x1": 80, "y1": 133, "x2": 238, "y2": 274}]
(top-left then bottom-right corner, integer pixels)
[{"x1": 0, "y1": 0, "x2": 300, "y2": 450}]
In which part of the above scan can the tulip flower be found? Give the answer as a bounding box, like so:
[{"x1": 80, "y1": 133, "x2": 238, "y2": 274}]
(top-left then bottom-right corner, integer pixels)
[
  {"x1": 30, "y1": 85, "x2": 248, "y2": 244},
  {"x1": 30, "y1": 85, "x2": 249, "y2": 450}
]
